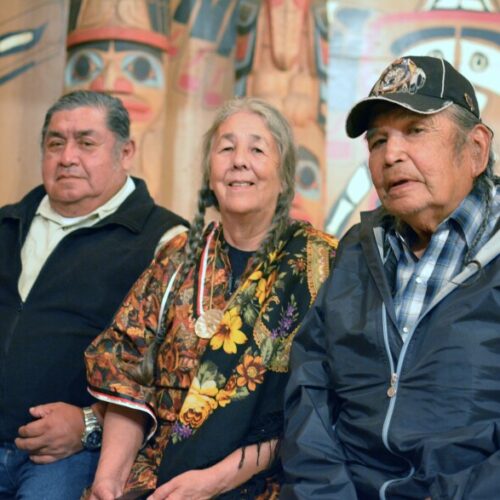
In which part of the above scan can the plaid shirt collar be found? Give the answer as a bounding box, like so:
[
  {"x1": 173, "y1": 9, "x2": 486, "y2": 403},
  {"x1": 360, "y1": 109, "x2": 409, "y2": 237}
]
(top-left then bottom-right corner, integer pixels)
[
  {"x1": 379, "y1": 181, "x2": 496, "y2": 341},
  {"x1": 383, "y1": 182, "x2": 490, "y2": 265}
]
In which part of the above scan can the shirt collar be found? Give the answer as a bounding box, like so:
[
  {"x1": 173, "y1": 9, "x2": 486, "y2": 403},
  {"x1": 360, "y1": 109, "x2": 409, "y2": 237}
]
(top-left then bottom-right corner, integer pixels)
[
  {"x1": 448, "y1": 182, "x2": 485, "y2": 250},
  {"x1": 379, "y1": 182, "x2": 488, "y2": 259},
  {"x1": 36, "y1": 176, "x2": 135, "y2": 227}
]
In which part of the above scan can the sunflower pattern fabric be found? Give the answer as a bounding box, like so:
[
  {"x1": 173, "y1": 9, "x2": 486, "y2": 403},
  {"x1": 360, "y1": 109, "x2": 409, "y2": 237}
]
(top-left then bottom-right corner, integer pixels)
[{"x1": 85, "y1": 220, "x2": 337, "y2": 497}]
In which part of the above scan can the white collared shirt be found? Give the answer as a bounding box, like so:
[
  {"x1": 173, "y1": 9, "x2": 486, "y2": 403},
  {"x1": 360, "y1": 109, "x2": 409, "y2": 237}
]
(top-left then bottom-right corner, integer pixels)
[{"x1": 19, "y1": 177, "x2": 136, "y2": 300}]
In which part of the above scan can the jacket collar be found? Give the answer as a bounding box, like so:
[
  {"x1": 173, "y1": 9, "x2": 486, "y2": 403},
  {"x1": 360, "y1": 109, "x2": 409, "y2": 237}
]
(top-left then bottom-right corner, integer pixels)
[{"x1": 360, "y1": 207, "x2": 398, "y2": 329}]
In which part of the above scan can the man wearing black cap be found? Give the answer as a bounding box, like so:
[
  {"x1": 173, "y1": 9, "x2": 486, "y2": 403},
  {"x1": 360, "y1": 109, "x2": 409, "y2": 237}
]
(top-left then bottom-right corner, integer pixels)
[{"x1": 281, "y1": 56, "x2": 499, "y2": 499}]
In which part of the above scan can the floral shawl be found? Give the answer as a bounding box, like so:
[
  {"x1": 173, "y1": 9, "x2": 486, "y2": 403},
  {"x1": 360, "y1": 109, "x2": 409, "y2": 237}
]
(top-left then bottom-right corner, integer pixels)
[{"x1": 85, "y1": 220, "x2": 337, "y2": 497}]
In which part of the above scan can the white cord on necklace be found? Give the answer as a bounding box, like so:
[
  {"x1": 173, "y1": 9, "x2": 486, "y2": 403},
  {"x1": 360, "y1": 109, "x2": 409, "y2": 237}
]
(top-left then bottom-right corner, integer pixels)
[
  {"x1": 196, "y1": 223, "x2": 219, "y2": 316},
  {"x1": 156, "y1": 264, "x2": 182, "y2": 336}
]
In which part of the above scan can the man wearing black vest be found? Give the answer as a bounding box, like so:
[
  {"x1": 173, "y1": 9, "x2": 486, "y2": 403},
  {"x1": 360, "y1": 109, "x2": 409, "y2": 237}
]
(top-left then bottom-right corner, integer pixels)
[{"x1": 0, "y1": 90, "x2": 188, "y2": 499}]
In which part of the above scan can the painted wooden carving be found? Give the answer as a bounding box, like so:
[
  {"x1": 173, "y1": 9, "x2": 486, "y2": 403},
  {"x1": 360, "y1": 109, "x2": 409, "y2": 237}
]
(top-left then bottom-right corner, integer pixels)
[
  {"x1": 236, "y1": 0, "x2": 329, "y2": 229},
  {"x1": 0, "y1": 0, "x2": 67, "y2": 204},
  {"x1": 165, "y1": 0, "x2": 239, "y2": 217},
  {"x1": 64, "y1": 0, "x2": 170, "y2": 203}
]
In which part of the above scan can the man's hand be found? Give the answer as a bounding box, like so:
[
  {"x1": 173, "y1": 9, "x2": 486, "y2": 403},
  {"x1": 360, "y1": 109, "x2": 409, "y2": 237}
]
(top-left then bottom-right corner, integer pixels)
[{"x1": 15, "y1": 402, "x2": 84, "y2": 463}]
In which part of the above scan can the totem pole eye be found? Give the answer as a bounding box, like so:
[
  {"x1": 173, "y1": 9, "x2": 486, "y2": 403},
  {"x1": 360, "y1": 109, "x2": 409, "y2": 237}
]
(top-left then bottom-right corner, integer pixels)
[
  {"x1": 296, "y1": 147, "x2": 321, "y2": 200},
  {"x1": 121, "y1": 52, "x2": 164, "y2": 87},
  {"x1": 469, "y1": 51, "x2": 488, "y2": 72},
  {"x1": 65, "y1": 50, "x2": 103, "y2": 85}
]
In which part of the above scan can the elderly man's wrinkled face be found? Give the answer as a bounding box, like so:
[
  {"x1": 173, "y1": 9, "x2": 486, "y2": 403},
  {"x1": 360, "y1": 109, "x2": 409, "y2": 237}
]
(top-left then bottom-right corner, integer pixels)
[
  {"x1": 210, "y1": 111, "x2": 282, "y2": 225},
  {"x1": 42, "y1": 106, "x2": 134, "y2": 217},
  {"x1": 366, "y1": 105, "x2": 484, "y2": 232}
]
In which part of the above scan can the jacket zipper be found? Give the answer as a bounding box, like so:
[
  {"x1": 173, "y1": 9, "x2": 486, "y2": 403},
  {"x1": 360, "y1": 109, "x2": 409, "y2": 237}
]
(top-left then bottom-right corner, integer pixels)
[{"x1": 379, "y1": 304, "x2": 415, "y2": 499}]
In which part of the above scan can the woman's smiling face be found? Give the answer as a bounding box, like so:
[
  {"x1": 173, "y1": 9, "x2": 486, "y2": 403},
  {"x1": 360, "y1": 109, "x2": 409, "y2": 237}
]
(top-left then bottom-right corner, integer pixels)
[{"x1": 209, "y1": 111, "x2": 282, "y2": 225}]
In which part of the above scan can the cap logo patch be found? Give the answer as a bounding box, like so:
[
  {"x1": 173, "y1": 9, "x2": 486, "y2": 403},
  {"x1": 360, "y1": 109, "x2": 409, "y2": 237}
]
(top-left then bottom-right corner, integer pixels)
[{"x1": 371, "y1": 57, "x2": 426, "y2": 96}]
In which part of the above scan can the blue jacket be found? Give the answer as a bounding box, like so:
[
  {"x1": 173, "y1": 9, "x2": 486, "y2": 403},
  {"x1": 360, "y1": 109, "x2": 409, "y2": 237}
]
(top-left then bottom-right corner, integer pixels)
[
  {"x1": 0, "y1": 178, "x2": 188, "y2": 442},
  {"x1": 282, "y1": 207, "x2": 500, "y2": 500}
]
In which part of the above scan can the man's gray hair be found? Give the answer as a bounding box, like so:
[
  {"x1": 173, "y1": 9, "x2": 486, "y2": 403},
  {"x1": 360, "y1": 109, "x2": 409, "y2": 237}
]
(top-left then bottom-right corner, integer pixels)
[
  {"x1": 41, "y1": 90, "x2": 130, "y2": 147},
  {"x1": 445, "y1": 103, "x2": 498, "y2": 266},
  {"x1": 445, "y1": 104, "x2": 496, "y2": 180}
]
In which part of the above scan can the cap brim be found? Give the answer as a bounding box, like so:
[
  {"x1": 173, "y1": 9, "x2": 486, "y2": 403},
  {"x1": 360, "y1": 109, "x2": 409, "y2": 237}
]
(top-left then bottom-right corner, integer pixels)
[{"x1": 345, "y1": 94, "x2": 453, "y2": 138}]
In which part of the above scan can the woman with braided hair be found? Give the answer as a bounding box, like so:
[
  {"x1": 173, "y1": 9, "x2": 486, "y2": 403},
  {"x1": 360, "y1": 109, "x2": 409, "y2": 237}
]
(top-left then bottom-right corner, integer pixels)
[{"x1": 84, "y1": 97, "x2": 337, "y2": 500}]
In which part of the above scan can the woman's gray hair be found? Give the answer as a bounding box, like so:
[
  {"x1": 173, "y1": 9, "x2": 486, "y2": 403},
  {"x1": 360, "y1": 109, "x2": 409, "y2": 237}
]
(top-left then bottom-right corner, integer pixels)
[{"x1": 200, "y1": 97, "x2": 296, "y2": 209}]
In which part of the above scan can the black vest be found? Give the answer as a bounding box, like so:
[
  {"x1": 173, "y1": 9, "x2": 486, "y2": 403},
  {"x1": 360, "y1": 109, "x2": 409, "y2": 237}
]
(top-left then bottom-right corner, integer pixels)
[{"x1": 0, "y1": 178, "x2": 187, "y2": 441}]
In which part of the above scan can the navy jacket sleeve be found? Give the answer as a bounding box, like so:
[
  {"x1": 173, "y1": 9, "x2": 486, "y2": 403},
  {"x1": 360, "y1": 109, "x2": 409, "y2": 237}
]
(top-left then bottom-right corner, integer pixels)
[{"x1": 280, "y1": 274, "x2": 358, "y2": 499}]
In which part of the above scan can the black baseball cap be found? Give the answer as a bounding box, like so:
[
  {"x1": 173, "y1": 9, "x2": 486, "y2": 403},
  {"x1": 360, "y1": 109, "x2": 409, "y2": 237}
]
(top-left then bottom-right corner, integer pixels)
[{"x1": 345, "y1": 55, "x2": 480, "y2": 138}]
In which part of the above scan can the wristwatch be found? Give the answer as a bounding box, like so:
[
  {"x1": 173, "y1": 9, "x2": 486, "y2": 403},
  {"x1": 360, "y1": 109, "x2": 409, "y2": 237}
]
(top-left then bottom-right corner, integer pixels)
[{"x1": 81, "y1": 406, "x2": 102, "y2": 450}]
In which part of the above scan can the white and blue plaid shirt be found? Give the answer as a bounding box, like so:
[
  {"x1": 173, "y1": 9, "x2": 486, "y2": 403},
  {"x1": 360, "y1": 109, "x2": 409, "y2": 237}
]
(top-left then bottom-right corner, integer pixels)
[{"x1": 383, "y1": 181, "x2": 499, "y2": 342}]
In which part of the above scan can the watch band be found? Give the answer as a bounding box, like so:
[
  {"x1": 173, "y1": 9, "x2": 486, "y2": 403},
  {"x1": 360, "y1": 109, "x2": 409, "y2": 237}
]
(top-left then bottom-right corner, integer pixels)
[
  {"x1": 83, "y1": 406, "x2": 99, "y2": 427},
  {"x1": 81, "y1": 406, "x2": 102, "y2": 450}
]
